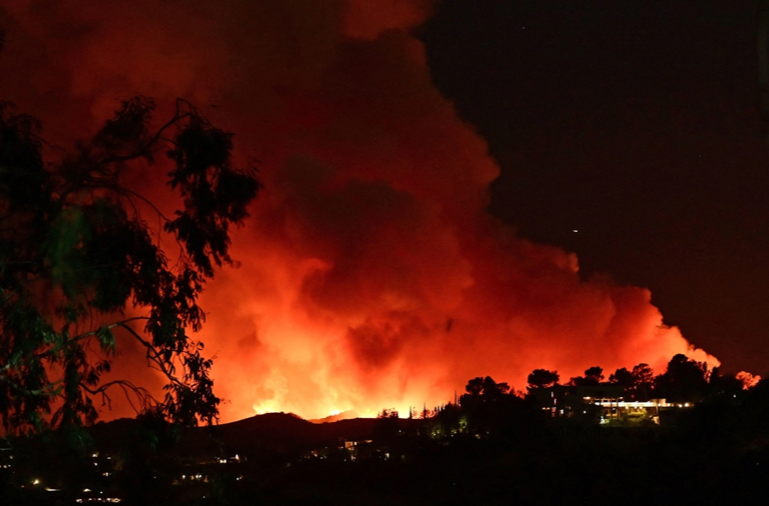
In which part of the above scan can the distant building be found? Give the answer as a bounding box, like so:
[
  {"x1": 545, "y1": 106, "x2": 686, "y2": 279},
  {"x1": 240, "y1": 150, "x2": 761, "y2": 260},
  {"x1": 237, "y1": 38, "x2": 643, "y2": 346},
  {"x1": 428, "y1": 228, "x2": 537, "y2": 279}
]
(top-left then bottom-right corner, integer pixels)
[{"x1": 536, "y1": 383, "x2": 691, "y2": 424}]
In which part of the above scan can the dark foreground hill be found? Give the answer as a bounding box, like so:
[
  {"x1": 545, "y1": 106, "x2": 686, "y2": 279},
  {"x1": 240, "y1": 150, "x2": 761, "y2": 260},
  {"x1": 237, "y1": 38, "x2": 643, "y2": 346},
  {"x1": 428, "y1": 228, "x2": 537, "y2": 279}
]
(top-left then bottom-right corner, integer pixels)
[
  {"x1": 7, "y1": 391, "x2": 769, "y2": 506},
  {"x1": 87, "y1": 412, "x2": 419, "y2": 460}
]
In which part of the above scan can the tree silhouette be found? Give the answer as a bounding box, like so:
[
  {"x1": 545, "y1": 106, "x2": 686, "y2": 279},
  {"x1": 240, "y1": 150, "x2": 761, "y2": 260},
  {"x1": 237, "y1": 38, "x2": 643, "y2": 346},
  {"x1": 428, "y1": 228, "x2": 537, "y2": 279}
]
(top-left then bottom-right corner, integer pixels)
[
  {"x1": 527, "y1": 369, "x2": 559, "y2": 389},
  {"x1": 607, "y1": 364, "x2": 655, "y2": 400},
  {"x1": 460, "y1": 376, "x2": 510, "y2": 413},
  {"x1": 526, "y1": 369, "x2": 560, "y2": 401},
  {"x1": 463, "y1": 376, "x2": 510, "y2": 400},
  {"x1": 654, "y1": 354, "x2": 709, "y2": 403},
  {"x1": 458, "y1": 376, "x2": 524, "y2": 436},
  {"x1": 569, "y1": 366, "x2": 604, "y2": 386},
  {"x1": 708, "y1": 367, "x2": 744, "y2": 397},
  {"x1": 0, "y1": 97, "x2": 259, "y2": 434},
  {"x1": 630, "y1": 363, "x2": 655, "y2": 401},
  {"x1": 609, "y1": 367, "x2": 634, "y2": 387},
  {"x1": 583, "y1": 366, "x2": 604, "y2": 384}
]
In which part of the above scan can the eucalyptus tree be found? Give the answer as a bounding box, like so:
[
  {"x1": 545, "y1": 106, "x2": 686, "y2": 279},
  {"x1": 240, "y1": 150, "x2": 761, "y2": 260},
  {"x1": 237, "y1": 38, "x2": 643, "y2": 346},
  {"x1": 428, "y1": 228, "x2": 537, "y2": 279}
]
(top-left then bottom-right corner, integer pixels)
[{"x1": 0, "y1": 96, "x2": 259, "y2": 434}]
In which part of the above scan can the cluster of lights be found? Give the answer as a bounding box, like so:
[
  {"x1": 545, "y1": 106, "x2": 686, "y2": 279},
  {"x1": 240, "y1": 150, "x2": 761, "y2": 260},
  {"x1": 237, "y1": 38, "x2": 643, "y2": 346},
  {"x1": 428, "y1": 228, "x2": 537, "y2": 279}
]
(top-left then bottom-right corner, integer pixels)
[
  {"x1": 180, "y1": 473, "x2": 208, "y2": 482},
  {"x1": 214, "y1": 454, "x2": 240, "y2": 464},
  {"x1": 76, "y1": 489, "x2": 121, "y2": 503}
]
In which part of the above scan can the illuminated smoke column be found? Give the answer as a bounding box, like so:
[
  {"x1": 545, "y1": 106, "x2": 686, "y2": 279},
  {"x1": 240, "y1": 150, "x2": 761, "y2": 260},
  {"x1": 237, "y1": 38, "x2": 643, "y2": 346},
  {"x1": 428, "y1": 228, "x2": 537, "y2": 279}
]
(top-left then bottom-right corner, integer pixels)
[{"x1": 0, "y1": 0, "x2": 715, "y2": 421}]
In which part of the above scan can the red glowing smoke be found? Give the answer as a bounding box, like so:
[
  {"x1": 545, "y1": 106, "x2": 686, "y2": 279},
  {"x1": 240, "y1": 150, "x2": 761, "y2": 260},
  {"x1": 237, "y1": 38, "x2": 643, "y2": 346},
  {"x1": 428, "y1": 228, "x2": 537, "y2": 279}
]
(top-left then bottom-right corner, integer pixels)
[{"x1": 0, "y1": 0, "x2": 715, "y2": 421}]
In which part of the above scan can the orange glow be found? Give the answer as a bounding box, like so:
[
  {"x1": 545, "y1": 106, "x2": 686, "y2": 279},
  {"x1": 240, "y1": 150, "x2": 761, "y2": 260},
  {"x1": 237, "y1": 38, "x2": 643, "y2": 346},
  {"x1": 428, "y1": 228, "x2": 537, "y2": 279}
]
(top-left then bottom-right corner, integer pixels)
[
  {"x1": 0, "y1": 0, "x2": 719, "y2": 422},
  {"x1": 736, "y1": 371, "x2": 761, "y2": 390}
]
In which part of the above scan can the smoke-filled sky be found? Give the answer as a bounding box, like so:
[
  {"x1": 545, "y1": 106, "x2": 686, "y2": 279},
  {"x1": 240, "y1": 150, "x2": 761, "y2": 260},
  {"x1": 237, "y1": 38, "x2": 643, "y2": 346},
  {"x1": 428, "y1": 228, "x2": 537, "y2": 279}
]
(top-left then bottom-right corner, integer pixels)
[
  {"x1": 0, "y1": 0, "x2": 755, "y2": 421},
  {"x1": 421, "y1": 1, "x2": 769, "y2": 376}
]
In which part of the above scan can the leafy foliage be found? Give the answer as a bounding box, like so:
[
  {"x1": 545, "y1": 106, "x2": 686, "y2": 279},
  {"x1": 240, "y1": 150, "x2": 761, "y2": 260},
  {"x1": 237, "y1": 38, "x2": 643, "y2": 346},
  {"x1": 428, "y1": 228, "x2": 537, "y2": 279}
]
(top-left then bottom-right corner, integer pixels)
[
  {"x1": 526, "y1": 368, "x2": 559, "y2": 392},
  {"x1": 0, "y1": 97, "x2": 260, "y2": 434},
  {"x1": 654, "y1": 354, "x2": 710, "y2": 402},
  {"x1": 568, "y1": 366, "x2": 604, "y2": 386},
  {"x1": 462, "y1": 376, "x2": 510, "y2": 401}
]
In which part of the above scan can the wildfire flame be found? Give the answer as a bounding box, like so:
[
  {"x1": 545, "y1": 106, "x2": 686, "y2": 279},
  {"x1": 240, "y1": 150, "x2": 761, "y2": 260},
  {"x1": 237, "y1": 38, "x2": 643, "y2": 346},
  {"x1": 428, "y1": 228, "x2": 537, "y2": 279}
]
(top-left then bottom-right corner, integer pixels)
[{"x1": 0, "y1": 0, "x2": 717, "y2": 422}]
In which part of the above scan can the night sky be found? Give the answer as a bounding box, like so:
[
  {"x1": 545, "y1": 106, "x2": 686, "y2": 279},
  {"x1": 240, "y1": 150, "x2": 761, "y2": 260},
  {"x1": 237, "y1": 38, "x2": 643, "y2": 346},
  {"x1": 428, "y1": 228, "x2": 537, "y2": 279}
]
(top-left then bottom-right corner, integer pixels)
[{"x1": 422, "y1": 0, "x2": 769, "y2": 374}]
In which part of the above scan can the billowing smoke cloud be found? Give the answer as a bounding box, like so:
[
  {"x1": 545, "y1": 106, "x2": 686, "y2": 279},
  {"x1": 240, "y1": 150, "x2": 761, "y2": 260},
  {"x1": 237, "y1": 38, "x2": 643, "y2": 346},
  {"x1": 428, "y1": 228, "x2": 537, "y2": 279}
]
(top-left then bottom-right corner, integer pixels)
[{"x1": 0, "y1": 0, "x2": 715, "y2": 421}]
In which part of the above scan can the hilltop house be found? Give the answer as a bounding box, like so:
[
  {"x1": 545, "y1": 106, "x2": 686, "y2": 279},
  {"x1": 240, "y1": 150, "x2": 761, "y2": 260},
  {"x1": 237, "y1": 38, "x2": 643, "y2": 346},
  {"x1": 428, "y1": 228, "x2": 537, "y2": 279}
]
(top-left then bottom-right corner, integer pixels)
[{"x1": 536, "y1": 383, "x2": 687, "y2": 424}]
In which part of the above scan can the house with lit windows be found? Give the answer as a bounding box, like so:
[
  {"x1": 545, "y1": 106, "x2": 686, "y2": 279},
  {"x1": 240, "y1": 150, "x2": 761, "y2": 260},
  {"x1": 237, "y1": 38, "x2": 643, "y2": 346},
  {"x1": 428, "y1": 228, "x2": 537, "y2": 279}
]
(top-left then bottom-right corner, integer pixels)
[{"x1": 536, "y1": 384, "x2": 689, "y2": 424}]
